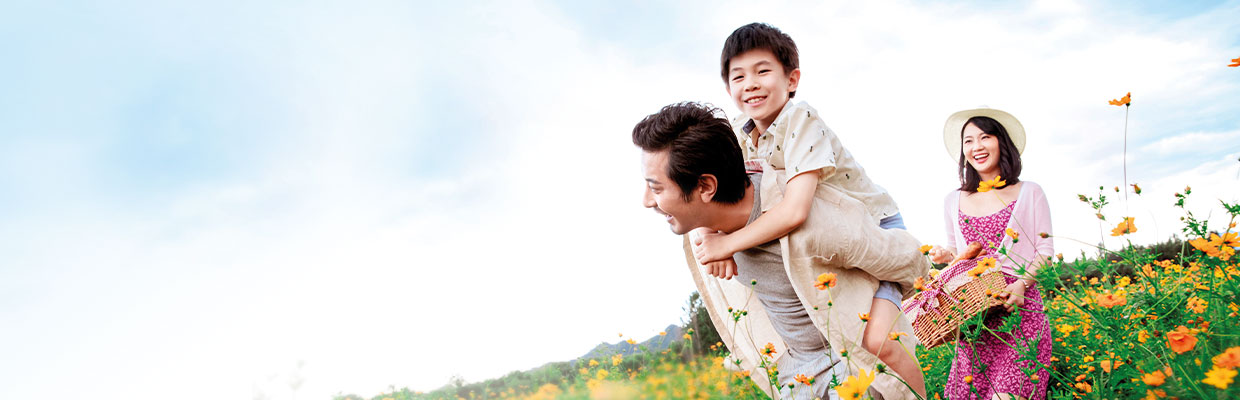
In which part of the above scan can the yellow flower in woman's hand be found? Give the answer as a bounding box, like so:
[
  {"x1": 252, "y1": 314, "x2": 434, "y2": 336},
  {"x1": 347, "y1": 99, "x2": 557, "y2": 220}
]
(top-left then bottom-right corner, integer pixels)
[
  {"x1": 977, "y1": 175, "x2": 1006, "y2": 192},
  {"x1": 835, "y1": 369, "x2": 876, "y2": 399}
]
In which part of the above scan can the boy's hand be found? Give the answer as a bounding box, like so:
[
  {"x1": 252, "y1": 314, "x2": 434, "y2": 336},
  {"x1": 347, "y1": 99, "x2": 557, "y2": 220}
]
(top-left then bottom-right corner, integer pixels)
[
  {"x1": 693, "y1": 230, "x2": 736, "y2": 265},
  {"x1": 928, "y1": 246, "x2": 955, "y2": 264},
  {"x1": 704, "y1": 258, "x2": 739, "y2": 280}
]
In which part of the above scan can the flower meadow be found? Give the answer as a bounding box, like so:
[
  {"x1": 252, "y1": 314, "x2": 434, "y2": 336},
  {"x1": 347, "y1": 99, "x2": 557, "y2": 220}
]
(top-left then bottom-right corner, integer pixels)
[{"x1": 345, "y1": 184, "x2": 1239, "y2": 400}]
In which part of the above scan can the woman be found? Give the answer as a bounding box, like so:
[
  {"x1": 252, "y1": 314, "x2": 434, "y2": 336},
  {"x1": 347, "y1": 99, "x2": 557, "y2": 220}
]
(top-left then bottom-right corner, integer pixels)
[{"x1": 927, "y1": 108, "x2": 1053, "y2": 400}]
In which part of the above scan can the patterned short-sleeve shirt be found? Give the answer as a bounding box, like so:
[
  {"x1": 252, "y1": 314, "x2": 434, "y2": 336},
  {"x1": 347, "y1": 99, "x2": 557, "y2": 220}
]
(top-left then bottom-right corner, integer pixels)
[{"x1": 733, "y1": 100, "x2": 901, "y2": 222}]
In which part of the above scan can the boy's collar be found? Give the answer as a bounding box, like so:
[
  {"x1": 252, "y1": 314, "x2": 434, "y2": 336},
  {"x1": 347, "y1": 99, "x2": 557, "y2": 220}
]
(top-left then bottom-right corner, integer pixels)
[{"x1": 740, "y1": 100, "x2": 798, "y2": 135}]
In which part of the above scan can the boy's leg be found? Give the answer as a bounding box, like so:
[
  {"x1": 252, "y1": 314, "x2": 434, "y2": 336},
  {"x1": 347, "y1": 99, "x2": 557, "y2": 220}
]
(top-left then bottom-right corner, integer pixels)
[{"x1": 863, "y1": 296, "x2": 927, "y2": 399}]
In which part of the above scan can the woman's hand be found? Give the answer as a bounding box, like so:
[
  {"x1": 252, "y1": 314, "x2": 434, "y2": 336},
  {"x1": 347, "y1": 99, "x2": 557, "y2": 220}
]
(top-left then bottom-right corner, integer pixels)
[
  {"x1": 997, "y1": 280, "x2": 1029, "y2": 312},
  {"x1": 928, "y1": 245, "x2": 955, "y2": 264}
]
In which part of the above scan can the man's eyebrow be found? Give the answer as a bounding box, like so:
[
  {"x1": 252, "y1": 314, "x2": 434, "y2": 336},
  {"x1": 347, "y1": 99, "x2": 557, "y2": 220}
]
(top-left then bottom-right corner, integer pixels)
[{"x1": 645, "y1": 178, "x2": 661, "y2": 185}]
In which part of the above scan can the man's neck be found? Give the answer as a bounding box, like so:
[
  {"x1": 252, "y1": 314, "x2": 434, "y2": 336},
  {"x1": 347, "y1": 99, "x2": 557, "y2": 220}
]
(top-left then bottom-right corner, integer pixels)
[{"x1": 711, "y1": 184, "x2": 755, "y2": 234}]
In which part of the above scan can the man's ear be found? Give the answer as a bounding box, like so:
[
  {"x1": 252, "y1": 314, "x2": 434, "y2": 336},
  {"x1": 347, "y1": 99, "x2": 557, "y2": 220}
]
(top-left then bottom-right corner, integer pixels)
[{"x1": 696, "y1": 174, "x2": 719, "y2": 203}]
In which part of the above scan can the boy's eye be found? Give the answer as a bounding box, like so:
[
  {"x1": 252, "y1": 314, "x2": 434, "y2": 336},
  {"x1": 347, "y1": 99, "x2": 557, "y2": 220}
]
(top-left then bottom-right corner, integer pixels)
[
  {"x1": 731, "y1": 75, "x2": 743, "y2": 82},
  {"x1": 758, "y1": 69, "x2": 771, "y2": 74}
]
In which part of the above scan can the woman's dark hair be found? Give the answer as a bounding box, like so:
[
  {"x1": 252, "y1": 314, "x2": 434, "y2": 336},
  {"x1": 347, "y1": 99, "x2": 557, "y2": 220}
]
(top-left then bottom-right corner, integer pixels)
[
  {"x1": 720, "y1": 22, "x2": 800, "y2": 98},
  {"x1": 958, "y1": 116, "x2": 1022, "y2": 192},
  {"x1": 632, "y1": 102, "x2": 750, "y2": 204}
]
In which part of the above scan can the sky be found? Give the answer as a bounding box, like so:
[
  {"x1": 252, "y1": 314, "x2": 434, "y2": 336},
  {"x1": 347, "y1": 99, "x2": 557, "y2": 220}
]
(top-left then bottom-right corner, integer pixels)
[{"x1": 1, "y1": 0, "x2": 1238, "y2": 399}]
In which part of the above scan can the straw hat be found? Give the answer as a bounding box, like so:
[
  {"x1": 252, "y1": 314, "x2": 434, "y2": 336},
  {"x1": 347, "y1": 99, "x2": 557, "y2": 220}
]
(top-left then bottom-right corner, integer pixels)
[{"x1": 942, "y1": 107, "x2": 1026, "y2": 160}]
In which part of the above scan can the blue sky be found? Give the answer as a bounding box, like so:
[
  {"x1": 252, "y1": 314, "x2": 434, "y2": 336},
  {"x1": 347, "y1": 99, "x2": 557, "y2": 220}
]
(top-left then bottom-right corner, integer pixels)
[{"x1": 2, "y1": 1, "x2": 1239, "y2": 399}]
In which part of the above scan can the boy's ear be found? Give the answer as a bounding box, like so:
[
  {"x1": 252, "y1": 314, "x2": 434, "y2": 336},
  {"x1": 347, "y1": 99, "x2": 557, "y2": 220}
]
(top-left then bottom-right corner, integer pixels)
[
  {"x1": 696, "y1": 174, "x2": 719, "y2": 203},
  {"x1": 786, "y1": 68, "x2": 801, "y2": 93}
]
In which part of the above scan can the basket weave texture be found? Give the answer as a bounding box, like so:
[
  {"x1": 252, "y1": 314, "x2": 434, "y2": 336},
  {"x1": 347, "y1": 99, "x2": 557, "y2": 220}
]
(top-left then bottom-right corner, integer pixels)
[{"x1": 908, "y1": 271, "x2": 1009, "y2": 348}]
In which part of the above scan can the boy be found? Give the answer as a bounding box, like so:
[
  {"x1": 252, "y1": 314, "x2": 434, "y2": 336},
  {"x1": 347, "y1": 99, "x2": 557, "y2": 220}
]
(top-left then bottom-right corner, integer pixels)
[{"x1": 692, "y1": 23, "x2": 927, "y2": 398}]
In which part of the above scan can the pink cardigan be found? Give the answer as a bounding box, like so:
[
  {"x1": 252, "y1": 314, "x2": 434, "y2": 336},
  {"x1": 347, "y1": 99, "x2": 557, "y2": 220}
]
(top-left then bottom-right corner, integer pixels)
[{"x1": 943, "y1": 181, "x2": 1055, "y2": 278}]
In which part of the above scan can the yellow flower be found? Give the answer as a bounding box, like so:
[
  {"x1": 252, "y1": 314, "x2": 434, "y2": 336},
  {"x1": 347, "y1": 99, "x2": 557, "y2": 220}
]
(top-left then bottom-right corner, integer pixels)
[
  {"x1": 963, "y1": 375, "x2": 973, "y2": 384},
  {"x1": 889, "y1": 332, "x2": 908, "y2": 341},
  {"x1": 1138, "y1": 330, "x2": 1150, "y2": 343},
  {"x1": 626, "y1": 338, "x2": 636, "y2": 345},
  {"x1": 1005, "y1": 228, "x2": 1019, "y2": 241},
  {"x1": 794, "y1": 373, "x2": 815, "y2": 386},
  {"x1": 919, "y1": 244, "x2": 933, "y2": 255},
  {"x1": 859, "y1": 313, "x2": 870, "y2": 322},
  {"x1": 1203, "y1": 366, "x2": 1237, "y2": 389},
  {"x1": 815, "y1": 273, "x2": 837, "y2": 290},
  {"x1": 977, "y1": 175, "x2": 1006, "y2": 192},
  {"x1": 914, "y1": 276, "x2": 926, "y2": 292},
  {"x1": 579, "y1": 367, "x2": 589, "y2": 375},
  {"x1": 595, "y1": 369, "x2": 609, "y2": 379},
  {"x1": 1111, "y1": 217, "x2": 1137, "y2": 236},
  {"x1": 1187, "y1": 296, "x2": 1208, "y2": 313},
  {"x1": 835, "y1": 368, "x2": 876, "y2": 399},
  {"x1": 659, "y1": 331, "x2": 666, "y2": 336},
  {"x1": 611, "y1": 354, "x2": 623, "y2": 366},
  {"x1": 968, "y1": 258, "x2": 995, "y2": 278},
  {"x1": 1075, "y1": 381, "x2": 1093, "y2": 393},
  {"x1": 683, "y1": 333, "x2": 691, "y2": 340},
  {"x1": 589, "y1": 359, "x2": 599, "y2": 367}
]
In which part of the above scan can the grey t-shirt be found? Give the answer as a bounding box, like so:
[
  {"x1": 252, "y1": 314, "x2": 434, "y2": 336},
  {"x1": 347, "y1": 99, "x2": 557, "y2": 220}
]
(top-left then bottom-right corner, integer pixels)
[{"x1": 733, "y1": 173, "x2": 842, "y2": 399}]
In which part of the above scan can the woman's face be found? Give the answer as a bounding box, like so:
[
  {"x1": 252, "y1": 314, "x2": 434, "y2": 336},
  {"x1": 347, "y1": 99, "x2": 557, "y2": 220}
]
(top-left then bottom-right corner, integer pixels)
[{"x1": 961, "y1": 122, "x2": 1001, "y2": 178}]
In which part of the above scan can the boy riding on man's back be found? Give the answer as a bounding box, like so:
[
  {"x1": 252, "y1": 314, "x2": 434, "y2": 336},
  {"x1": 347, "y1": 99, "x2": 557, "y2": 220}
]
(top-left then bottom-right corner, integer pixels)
[{"x1": 691, "y1": 22, "x2": 929, "y2": 398}]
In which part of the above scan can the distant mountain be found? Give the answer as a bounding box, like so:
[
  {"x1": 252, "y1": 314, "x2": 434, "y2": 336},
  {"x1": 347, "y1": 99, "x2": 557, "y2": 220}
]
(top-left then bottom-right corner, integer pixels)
[{"x1": 578, "y1": 324, "x2": 683, "y2": 360}]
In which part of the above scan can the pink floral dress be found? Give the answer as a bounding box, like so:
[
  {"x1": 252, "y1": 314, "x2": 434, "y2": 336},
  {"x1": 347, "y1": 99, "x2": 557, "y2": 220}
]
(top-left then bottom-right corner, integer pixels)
[{"x1": 944, "y1": 200, "x2": 1052, "y2": 399}]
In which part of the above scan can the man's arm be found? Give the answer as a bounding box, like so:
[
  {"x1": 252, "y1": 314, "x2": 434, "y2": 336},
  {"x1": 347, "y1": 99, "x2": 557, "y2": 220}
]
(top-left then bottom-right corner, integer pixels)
[{"x1": 694, "y1": 170, "x2": 819, "y2": 264}]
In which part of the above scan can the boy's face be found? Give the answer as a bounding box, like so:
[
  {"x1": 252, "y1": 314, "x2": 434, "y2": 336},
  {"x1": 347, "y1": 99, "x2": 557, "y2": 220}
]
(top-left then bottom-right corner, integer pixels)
[{"x1": 726, "y1": 48, "x2": 800, "y2": 131}]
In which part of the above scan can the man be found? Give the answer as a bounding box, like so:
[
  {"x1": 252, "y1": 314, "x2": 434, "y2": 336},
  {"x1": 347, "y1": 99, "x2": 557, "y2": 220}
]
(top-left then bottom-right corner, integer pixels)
[{"x1": 633, "y1": 102, "x2": 928, "y2": 400}]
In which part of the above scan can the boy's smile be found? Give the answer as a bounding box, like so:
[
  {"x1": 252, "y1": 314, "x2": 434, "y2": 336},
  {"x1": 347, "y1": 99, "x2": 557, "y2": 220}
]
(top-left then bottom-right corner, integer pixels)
[{"x1": 726, "y1": 48, "x2": 800, "y2": 134}]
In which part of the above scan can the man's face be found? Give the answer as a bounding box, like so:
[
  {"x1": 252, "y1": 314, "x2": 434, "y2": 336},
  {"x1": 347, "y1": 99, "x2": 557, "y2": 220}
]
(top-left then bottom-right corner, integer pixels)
[{"x1": 641, "y1": 150, "x2": 706, "y2": 235}]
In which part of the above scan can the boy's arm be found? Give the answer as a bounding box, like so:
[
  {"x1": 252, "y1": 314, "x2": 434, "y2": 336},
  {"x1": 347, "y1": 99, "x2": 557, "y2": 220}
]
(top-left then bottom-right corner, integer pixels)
[{"x1": 693, "y1": 170, "x2": 819, "y2": 264}]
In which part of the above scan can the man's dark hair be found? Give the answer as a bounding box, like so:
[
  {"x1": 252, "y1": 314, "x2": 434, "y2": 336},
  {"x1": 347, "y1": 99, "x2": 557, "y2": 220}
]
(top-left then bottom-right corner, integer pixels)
[
  {"x1": 720, "y1": 22, "x2": 800, "y2": 98},
  {"x1": 958, "y1": 116, "x2": 1023, "y2": 192},
  {"x1": 632, "y1": 102, "x2": 750, "y2": 204}
]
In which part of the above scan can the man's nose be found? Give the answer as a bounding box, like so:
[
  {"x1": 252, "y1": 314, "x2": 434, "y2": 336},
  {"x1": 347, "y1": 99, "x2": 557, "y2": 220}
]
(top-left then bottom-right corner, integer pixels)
[{"x1": 642, "y1": 187, "x2": 655, "y2": 208}]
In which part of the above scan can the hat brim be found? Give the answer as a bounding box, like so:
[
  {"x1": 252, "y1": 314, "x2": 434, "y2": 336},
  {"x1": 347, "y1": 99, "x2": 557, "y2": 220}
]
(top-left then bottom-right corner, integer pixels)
[{"x1": 943, "y1": 108, "x2": 1026, "y2": 161}]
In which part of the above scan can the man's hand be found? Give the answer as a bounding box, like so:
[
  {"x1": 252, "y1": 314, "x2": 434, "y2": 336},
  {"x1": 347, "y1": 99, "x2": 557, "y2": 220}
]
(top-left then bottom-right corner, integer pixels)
[
  {"x1": 704, "y1": 258, "x2": 739, "y2": 280},
  {"x1": 997, "y1": 280, "x2": 1028, "y2": 312},
  {"x1": 693, "y1": 230, "x2": 736, "y2": 265},
  {"x1": 928, "y1": 245, "x2": 955, "y2": 264}
]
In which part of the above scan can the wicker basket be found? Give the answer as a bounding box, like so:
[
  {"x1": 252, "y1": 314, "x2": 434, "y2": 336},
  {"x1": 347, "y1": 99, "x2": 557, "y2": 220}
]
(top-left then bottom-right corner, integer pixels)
[{"x1": 907, "y1": 271, "x2": 1009, "y2": 348}]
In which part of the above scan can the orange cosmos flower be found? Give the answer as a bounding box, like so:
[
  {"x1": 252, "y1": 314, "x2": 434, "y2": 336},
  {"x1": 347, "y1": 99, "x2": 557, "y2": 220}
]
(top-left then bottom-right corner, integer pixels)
[
  {"x1": 919, "y1": 244, "x2": 933, "y2": 255},
  {"x1": 1097, "y1": 292, "x2": 1127, "y2": 308},
  {"x1": 794, "y1": 373, "x2": 815, "y2": 386},
  {"x1": 889, "y1": 332, "x2": 908, "y2": 341},
  {"x1": 859, "y1": 313, "x2": 870, "y2": 322},
  {"x1": 815, "y1": 273, "x2": 837, "y2": 290},
  {"x1": 1109, "y1": 92, "x2": 1132, "y2": 106},
  {"x1": 977, "y1": 175, "x2": 1006, "y2": 192},
  {"x1": 1111, "y1": 217, "x2": 1137, "y2": 236},
  {"x1": 836, "y1": 369, "x2": 876, "y2": 399},
  {"x1": 1230, "y1": 57, "x2": 1240, "y2": 67},
  {"x1": 1167, "y1": 325, "x2": 1198, "y2": 354},
  {"x1": 914, "y1": 276, "x2": 926, "y2": 292},
  {"x1": 1214, "y1": 346, "x2": 1240, "y2": 369},
  {"x1": 1187, "y1": 296, "x2": 1208, "y2": 313},
  {"x1": 1006, "y1": 228, "x2": 1019, "y2": 241},
  {"x1": 761, "y1": 342, "x2": 777, "y2": 356},
  {"x1": 968, "y1": 257, "x2": 996, "y2": 278},
  {"x1": 1142, "y1": 370, "x2": 1167, "y2": 386},
  {"x1": 1131, "y1": 183, "x2": 1142, "y2": 194}
]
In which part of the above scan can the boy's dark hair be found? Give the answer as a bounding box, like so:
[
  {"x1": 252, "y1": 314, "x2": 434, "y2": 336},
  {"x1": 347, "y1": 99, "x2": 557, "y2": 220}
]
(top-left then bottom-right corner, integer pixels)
[
  {"x1": 632, "y1": 102, "x2": 750, "y2": 204},
  {"x1": 720, "y1": 22, "x2": 800, "y2": 98},
  {"x1": 958, "y1": 116, "x2": 1023, "y2": 192}
]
